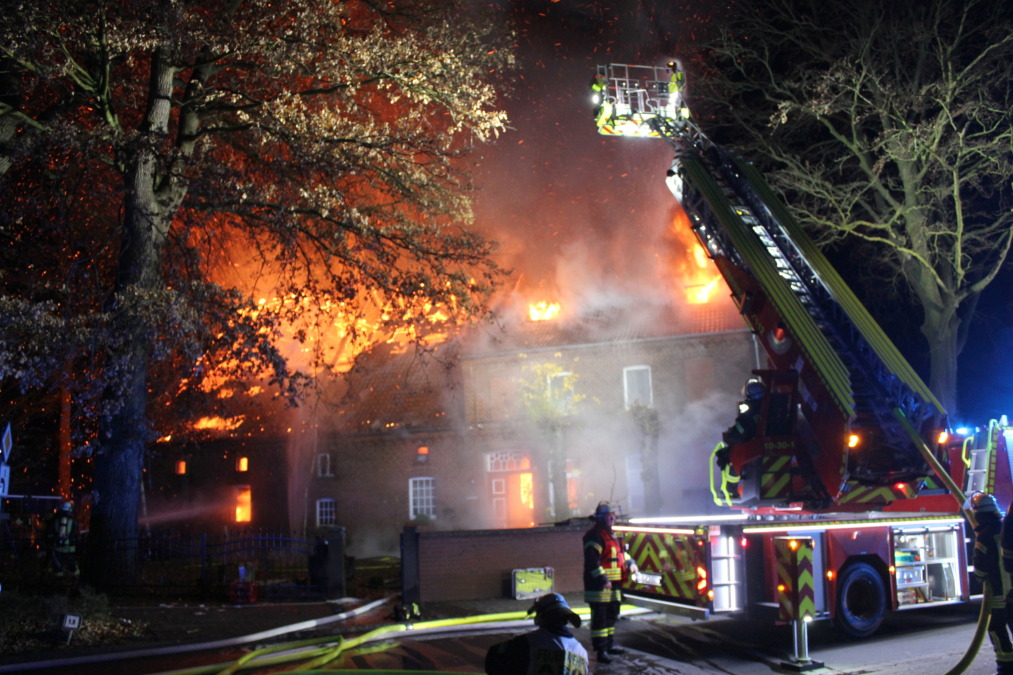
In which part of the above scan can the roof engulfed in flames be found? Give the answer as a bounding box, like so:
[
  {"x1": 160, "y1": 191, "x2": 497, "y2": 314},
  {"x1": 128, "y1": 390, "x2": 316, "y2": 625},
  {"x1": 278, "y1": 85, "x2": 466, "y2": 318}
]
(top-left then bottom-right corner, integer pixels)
[{"x1": 670, "y1": 206, "x2": 723, "y2": 304}]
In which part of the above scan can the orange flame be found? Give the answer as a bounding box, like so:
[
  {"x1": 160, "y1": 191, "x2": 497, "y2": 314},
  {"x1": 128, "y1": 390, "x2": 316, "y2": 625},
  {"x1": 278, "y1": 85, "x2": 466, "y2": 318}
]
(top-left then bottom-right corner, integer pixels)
[
  {"x1": 670, "y1": 207, "x2": 723, "y2": 304},
  {"x1": 193, "y1": 416, "x2": 246, "y2": 431},
  {"x1": 528, "y1": 301, "x2": 561, "y2": 321}
]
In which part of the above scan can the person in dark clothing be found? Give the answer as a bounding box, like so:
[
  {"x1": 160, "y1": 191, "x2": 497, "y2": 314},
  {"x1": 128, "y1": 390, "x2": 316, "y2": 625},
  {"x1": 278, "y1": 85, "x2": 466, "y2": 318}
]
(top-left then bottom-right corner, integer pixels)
[
  {"x1": 972, "y1": 492, "x2": 1013, "y2": 675},
  {"x1": 583, "y1": 501, "x2": 636, "y2": 664},
  {"x1": 717, "y1": 379, "x2": 765, "y2": 472},
  {"x1": 484, "y1": 593, "x2": 588, "y2": 675},
  {"x1": 721, "y1": 379, "x2": 765, "y2": 447},
  {"x1": 46, "y1": 500, "x2": 79, "y2": 578}
]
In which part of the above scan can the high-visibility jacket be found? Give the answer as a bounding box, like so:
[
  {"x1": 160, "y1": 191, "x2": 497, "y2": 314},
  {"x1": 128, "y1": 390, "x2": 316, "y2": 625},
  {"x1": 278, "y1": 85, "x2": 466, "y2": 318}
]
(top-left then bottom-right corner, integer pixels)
[{"x1": 583, "y1": 524, "x2": 626, "y2": 603}]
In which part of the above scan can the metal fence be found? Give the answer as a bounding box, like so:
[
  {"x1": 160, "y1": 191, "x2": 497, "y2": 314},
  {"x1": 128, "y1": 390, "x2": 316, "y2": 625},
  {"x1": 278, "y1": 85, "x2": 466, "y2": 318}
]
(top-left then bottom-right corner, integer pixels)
[{"x1": 0, "y1": 527, "x2": 335, "y2": 600}]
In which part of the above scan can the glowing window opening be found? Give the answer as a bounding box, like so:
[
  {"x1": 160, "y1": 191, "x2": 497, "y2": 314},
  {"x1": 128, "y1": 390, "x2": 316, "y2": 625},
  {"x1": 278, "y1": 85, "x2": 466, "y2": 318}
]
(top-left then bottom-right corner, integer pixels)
[{"x1": 234, "y1": 485, "x2": 252, "y2": 523}]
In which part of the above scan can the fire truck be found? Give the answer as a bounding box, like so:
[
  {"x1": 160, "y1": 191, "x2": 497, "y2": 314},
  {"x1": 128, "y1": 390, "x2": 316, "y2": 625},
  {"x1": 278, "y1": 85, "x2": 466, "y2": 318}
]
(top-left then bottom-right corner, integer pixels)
[{"x1": 591, "y1": 62, "x2": 1013, "y2": 638}]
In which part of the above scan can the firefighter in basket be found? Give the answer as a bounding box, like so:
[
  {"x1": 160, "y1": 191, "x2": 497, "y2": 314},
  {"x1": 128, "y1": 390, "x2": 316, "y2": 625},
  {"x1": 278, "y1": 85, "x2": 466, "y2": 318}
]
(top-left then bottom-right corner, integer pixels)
[
  {"x1": 716, "y1": 378, "x2": 765, "y2": 475},
  {"x1": 583, "y1": 501, "x2": 637, "y2": 664}
]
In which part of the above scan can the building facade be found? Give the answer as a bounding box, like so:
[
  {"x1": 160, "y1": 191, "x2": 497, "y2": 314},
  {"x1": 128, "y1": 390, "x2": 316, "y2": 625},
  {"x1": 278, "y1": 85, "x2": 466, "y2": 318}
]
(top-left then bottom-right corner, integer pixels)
[{"x1": 305, "y1": 301, "x2": 757, "y2": 557}]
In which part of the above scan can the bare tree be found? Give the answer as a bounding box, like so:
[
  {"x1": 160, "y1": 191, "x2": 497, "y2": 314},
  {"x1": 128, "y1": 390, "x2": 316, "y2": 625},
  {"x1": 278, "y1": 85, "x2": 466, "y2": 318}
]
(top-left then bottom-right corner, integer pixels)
[
  {"x1": 696, "y1": 0, "x2": 1013, "y2": 412},
  {"x1": 0, "y1": 0, "x2": 512, "y2": 584}
]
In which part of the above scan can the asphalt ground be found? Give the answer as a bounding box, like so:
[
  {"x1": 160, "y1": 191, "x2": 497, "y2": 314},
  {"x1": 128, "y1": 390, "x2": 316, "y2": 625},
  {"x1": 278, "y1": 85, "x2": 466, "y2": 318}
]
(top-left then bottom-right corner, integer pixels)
[{"x1": 0, "y1": 593, "x2": 1003, "y2": 674}]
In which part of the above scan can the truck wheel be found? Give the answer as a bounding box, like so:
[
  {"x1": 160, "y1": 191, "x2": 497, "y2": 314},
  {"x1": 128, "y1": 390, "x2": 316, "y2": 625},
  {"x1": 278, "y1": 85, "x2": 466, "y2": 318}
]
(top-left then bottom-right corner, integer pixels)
[{"x1": 835, "y1": 562, "x2": 886, "y2": 639}]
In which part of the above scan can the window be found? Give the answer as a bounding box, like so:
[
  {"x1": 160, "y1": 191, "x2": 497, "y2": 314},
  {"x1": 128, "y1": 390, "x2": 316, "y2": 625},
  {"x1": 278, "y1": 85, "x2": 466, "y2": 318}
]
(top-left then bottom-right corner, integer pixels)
[
  {"x1": 548, "y1": 371, "x2": 576, "y2": 414},
  {"x1": 409, "y1": 477, "x2": 436, "y2": 520},
  {"x1": 234, "y1": 485, "x2": 252, "y2": 523},
  {"x1": 316, "y1": 498, "x2": 336, "y2": 527},
  {"x1": 236, "y1": 456, "x2": 248, "y2": 472},
  {"x1": 487, "y1": 450, "x2": 531, "y2": 472},
  {"x1": 624, "y1": 365, "x2": 653, "y2": 409},
  {"x1": 316, "y1": 453, "x2": 334, "y2": 477}
]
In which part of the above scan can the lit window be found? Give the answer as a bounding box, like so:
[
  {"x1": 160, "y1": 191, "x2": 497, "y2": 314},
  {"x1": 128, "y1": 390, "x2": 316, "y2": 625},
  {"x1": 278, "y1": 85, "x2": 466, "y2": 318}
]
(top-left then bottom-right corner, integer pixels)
[
  {"x1": 316, "y1": 498, "x2": 336, "y2": 527},
  {"x1": 175, "y1": 460, "x2": 187, "y2": 475},
  {"x1": 624, "y1": 365, "x2": 653, "y2": 409},
  {"x1": 487, "y1": 451, "x2": 531, "y2": 472},
  {"x1": 234, "y1": 485, "x2": 252, "y2": 523},
  {"x1": 316, "y1": 453, "x2": 334, "y2": 477},
  {"x1": 236, "y1": 456, "x2": 248, "y2": 472},
  {"x1": 409, "y1": 477, "x2": 436, "y2": 519}
]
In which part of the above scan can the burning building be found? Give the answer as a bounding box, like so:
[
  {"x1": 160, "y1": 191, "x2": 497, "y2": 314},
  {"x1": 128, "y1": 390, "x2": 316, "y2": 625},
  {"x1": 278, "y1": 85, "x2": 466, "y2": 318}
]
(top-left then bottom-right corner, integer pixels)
[{"x1": 300, "y1": 294, "x2": 754, "y2": 557}]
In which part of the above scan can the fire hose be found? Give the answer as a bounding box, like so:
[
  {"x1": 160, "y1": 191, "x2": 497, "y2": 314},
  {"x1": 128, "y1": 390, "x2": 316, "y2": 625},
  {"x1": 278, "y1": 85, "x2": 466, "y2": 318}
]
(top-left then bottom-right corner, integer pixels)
[{"x1": 159, "y1": 603, "x2": 616, "y2": 675}]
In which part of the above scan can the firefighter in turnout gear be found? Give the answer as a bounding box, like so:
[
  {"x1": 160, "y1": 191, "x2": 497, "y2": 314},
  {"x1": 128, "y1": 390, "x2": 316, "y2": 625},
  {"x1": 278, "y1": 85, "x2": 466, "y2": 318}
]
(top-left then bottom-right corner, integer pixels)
[
  {"x1": 591, "y1": 74, "x2": 613, "y2": 131},
  {"x1": 971, "y1": 492, "x2": 1013, "y2": 674},
  {"x1": 665, "y1": 59, "x2": 690, "y2": 121},
  {"x1": 484, "y1": 593, "x2": 588, "y2": 675},
  {"x1": 46, "y1": 500, "x2": 79, "y2": 579},
  {"x1": 717, "y1": 378, "x2": 766, "y2": 473},
  {"x1": 583, "y1": 501, "x2": 636, "y2": 664}
]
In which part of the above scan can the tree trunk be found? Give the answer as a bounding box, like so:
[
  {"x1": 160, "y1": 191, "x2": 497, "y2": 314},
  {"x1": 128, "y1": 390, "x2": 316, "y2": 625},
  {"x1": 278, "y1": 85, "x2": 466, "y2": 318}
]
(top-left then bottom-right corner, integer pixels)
[
  {"x1": 923, "y1": 307, "x2": 960, "y2": 416},
  {"x1": 641, "y1": 426, "x2": 661, "y2": 515},
  {"x1": 548, "y1": 426, "x2": 571, "y2": 521},
  {"x1": 90, "y1": 363, "x2": 147, "y2": 585},
  {"x1": 58, "y1": 385, "x2": 71, "y2": 498},
  {"x1": 89, "y1": 45, "x2": 175, "y2": 587}
]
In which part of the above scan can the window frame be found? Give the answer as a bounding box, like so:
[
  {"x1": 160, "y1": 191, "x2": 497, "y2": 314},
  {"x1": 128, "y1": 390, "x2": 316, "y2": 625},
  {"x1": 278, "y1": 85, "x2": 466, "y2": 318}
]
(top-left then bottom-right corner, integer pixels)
[
  {"x1": 623, "y1": 365, "x2": 653, "y2": 409},
  {"x1": 316, "y1": 498, "x2": 336, "y2": 527},
  {"x1": 316, "y1": 453, "x2": 334, "y2": 478},
  {"x1": 409, "y1": 476, "x2": 436, "y2": 520}
]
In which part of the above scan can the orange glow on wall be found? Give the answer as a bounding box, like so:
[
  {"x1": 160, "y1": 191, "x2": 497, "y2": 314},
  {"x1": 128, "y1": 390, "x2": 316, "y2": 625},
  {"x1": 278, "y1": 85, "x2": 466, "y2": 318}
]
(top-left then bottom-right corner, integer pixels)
[{"x1": 235, "y1": 486, "x2": 252, "y2": 522}]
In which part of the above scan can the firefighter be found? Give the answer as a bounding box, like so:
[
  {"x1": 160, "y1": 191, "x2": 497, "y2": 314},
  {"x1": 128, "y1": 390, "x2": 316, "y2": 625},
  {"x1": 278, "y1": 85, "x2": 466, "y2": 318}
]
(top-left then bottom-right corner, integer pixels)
[
  {"x1": 665, "y1": 59, "x2": 690, "y2": 120},
  {"x1": 717, "y1": 378, "x2": 765, "y2": 471},
  {"x1": 484, "y1": 593, "x2": 588, "y2": 675},
  {"x1": 971, "y1": 492, "x2": 1013, "y2": 674},
  {"x1": 46, "y1": 500, "x2": 79, "y2": 578},
  {"x1": 583, "y1": 501, "x2": 636, "y2": 664},
  {"x1": 591, "y1": 74, "x2": 613, "y2": 130}
]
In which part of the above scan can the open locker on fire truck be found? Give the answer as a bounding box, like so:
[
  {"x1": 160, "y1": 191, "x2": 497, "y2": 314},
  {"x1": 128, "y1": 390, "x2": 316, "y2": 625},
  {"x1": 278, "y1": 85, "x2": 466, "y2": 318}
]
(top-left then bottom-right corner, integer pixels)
[{"x1": 591, "y1": 62, "x2": 1013, "y2": 638}]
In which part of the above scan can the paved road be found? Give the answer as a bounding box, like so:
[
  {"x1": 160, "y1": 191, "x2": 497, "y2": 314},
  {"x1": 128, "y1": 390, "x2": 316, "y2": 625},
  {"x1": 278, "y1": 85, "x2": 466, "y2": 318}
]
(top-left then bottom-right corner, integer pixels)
[{"x1": 3, "y1": 600, "x2": 1002, "y2": 673}]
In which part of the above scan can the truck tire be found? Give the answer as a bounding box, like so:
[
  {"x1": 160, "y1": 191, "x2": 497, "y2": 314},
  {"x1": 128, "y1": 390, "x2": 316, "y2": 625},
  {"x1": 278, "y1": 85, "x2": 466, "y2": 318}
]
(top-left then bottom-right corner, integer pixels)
[{"x1": 835, "y1": 562, "x2": 886, "y2": 639}]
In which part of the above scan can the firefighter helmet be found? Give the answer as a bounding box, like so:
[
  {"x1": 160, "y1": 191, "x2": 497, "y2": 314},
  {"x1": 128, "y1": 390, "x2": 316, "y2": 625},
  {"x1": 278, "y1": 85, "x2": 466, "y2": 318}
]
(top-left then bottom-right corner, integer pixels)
[
  {"x1": 743, "y1": 379, "x2": 765, "y2": 400},
  {"x1": 970, "y1": 492, "x2": 1000, "y2": 515},
  {"x1": 59, "y1": 501, "x2": 73, "y2": 513},
  {"x1": 593, "y1": 501, "x2": 615, "y2": 518},
  {"x1": 528, "y1": 593, "x2": 581, "y2": 629}
]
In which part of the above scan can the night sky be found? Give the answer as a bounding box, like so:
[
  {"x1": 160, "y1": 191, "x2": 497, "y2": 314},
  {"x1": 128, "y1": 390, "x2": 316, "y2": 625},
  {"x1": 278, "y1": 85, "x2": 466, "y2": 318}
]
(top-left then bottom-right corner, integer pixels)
[
  {"x1": 467, "y1": 0, "x2": 1013, "y2": 423},
  {"x1": 470, "y1": 1, "x2": 720, "y2": 316}
]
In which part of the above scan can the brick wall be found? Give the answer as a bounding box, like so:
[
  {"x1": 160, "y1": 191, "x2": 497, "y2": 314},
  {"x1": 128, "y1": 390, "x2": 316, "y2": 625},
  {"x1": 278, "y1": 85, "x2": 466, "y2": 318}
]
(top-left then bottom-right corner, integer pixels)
[{"x1": 410, "y1": 524, "x2": 588, "y2": 602}]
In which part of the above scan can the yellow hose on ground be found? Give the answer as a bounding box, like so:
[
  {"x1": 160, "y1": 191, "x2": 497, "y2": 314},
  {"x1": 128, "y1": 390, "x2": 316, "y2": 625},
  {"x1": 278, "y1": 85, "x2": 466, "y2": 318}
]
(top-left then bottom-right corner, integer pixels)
[{"x1": 163, "y1": 604, "x2": 629, "y2": 675}]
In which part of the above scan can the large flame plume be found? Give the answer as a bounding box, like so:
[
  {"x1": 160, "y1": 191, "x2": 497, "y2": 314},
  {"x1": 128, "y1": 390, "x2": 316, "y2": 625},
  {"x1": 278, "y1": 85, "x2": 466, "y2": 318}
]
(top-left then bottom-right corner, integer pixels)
[{"x1": 669, "y1": 206, "x2": 722, "y2": 304}]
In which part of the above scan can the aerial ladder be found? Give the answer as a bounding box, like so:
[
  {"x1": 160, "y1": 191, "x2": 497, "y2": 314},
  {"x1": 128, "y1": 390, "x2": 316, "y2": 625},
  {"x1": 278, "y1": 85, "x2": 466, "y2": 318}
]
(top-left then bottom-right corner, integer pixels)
[{"x1": 591, "y1": 63, "x2": 953, "y2": 513}]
